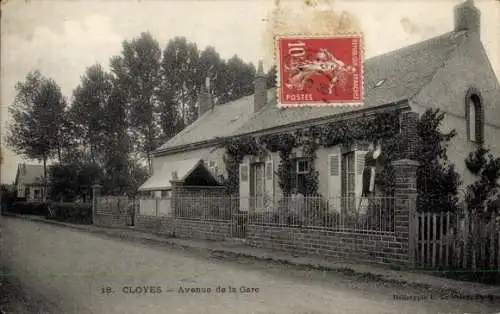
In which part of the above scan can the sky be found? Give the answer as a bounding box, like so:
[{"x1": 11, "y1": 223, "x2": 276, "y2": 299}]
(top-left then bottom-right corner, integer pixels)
[{"x1": 1, "y1": 0, "x2": 499, "y2": 184}]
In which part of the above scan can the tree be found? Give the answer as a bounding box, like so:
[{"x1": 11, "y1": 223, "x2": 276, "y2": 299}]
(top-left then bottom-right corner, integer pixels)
[
  {"x1": 100, "y1": 76, "x2": 134, "y2": 195},
  {"x1": 111, "y1": 32, "x2": 163, "y2": 171},
  {"x1": 266, "y1": 65, "x2": 277, "y2": 88},
  {"x1": 69, "y1": 64, "x2": 114, "y2": 164},
  {"x1": 156, "y1": 85, "x2": 182, "y2": 144},
  {"x1": 198, "y1": 46, "x2": 225, "y2": 105},
  {"x1": 160, "y1": 37, "x2": 200, "y2": 127},
  {"x1": 416, "y1": 109, "x2": 461, "y2": 213},
  {"x1": 6, "y1": 71, "x2": 67, "y2": 200},
  {"x1": 48, "y1": 163, "x2": 79, "y2": 202},
  {"x1": 465, "y1": 147, "x2": 500, "y2": 217},
  {"x1": 217, "y1": 55, "x2": 256, "y2": 104}
]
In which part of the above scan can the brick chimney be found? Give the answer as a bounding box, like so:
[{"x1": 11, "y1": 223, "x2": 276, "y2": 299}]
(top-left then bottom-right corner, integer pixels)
[
  {"x1": 454, "y1": 0, "x2": 480, "y2": 37},
  {"x1": 198, "y1": 77, "x2": 213, "y2": 118},
  {"x1": 253, "y1": 60, "x2": 267, "y2": 113}
]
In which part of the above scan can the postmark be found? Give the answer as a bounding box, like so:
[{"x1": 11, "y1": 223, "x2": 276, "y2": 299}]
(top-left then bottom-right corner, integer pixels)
[{"x1": 276, "y1": 34, "x2": 363, "y2": 107}]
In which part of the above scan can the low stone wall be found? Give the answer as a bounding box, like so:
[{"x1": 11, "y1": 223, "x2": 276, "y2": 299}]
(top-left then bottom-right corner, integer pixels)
[
  {"x1": 94, "y1": 213, "x2": 132, "y2": 227},
  {"x1": 247, "y1": 224, "x2": 410, "y2": 266},
  {"x1": 174, "y1": 219, "x2": 231, "y2": 241},
  {"x1": 135, "y1": 215, "x2": 174, "y2": 235},
  {"x1": 94, "y1": 196, "x2": 134, "y2": 227},
  {"x1": 134, "y1": 215, "x2": 231, "y2": 241}
]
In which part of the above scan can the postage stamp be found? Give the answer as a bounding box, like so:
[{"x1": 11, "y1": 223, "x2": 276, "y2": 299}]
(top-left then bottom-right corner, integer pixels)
[{"x1": 276, "y1": 34, "x2": 363, "y2": 107}]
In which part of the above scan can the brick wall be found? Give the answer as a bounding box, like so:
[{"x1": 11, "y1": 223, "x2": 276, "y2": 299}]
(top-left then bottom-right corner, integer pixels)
[
  {"x1": 134, "y1": 216, "x2": 231, "y2": 240},
  {"x1": 134, "y1": 184, "x2": 231, "y2": 240},
  {"x1": 246, "y1": 226, "x2": 408, "y2": 265},
  {"x1": 135, "y1": 215, "x2": 175, "y2": 235},
  {"x1": 174, "y1": 219, "x2": 231, "y2": 240}
]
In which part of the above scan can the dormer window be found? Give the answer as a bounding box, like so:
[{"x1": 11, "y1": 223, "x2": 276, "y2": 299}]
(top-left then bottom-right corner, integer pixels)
[
  {"x1": 465, "y1": 89, "x2": 484, "y2": 144},
  {"x1": 374, "y1": 79, "x2": 386, "y2": 88}
]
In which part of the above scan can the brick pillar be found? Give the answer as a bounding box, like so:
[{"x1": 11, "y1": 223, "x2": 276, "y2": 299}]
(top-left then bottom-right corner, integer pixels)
[
  {"x1": 91, "y1": 184, "x2": 102, "y2": 225},
  {"x1": 392, "y1": 159, "x2": 418, "y2": 268},
  {"x1": 400, "y1": 111, "x2": 419, "y2": 160}
]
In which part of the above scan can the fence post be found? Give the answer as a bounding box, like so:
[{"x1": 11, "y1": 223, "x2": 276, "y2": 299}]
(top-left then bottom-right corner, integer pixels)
[
  {"x1": 171, "y1": 180, "x2": 182, "y2": 236},
  {"x1": 91, "y1": 184, "x2": 102, "y2": 225},
  {"x1": 392, "y1": 159, "x2": 419, "y2": 268}
]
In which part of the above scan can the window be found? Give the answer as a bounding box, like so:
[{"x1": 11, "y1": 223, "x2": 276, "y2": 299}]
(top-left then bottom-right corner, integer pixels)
[
  {"x1": 466, "y1": 91, "x2": 484, "y2": 144},
  {"x1": 34, "y1": 189, "x2": 41, "y2": 200},
  {"x1": 296, "y1": 159, "x2": 310, "y2": 174},
  {"x1": 24, "y1": 187, "x2": 30, "y2": 199},
  {"x1": 161, "y1": 190, "x2": 171, "y2": 197},
  {"x1": 374, "y1": 79, "x2": 386, "y2": 88},
  {"x1": 290, "y1": 158, "x2": 310, "y2": 195}
]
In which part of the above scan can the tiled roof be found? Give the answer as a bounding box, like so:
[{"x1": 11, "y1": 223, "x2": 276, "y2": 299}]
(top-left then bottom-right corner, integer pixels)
[
  {"x1": 156, "y1": 92, "x2": 264, "y2": 151},
  {"x1": 138, "y1": 158, "x2": 210, "y2": 191},
  {"x1": 15, "y1": 164, "x2": 44, "y2": 186},
  {"x1": 234, "y1": 31, "x2": 466, "y2": 135},
  {"x1": 156, "y1": 31, "x2": 467, "y2": 150}
]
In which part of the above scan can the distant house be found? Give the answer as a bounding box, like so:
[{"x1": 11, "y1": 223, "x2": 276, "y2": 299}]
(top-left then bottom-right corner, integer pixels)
[
  {"x1": 14, "y1": 163, "x2": 46, "y2": 201},
  {"x1": 141, "y1": 0, "x2": 500, "y2": 212}
]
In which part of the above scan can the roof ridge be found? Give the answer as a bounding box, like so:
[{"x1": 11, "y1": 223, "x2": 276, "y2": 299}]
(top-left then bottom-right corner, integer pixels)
[{"x1": 365, "y1": 31, "x2": 462, "y2": 63}]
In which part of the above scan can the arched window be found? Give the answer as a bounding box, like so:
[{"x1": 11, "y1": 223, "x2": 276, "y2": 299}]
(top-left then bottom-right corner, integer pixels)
[{"x1": 466, "y1": 90, "x2": 484, "y2": 144}]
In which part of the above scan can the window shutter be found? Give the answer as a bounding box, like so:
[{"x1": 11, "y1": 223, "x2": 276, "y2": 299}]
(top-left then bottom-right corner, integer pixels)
[
  {"x1": 239, "y1": 161, "x2": 250, "y2": 211},
  {"x1": 265, "y1": 160, "x2": 274, "y2": 204},
  {"x1": 329, "y1": 155, "x2": 340, "y2": 176},
  {"x1": 240, "y1": 164, "x2": 248, "y2": 182},
  {"x1": 328, "y1": 154, "x2": 341, "y2": 201}
]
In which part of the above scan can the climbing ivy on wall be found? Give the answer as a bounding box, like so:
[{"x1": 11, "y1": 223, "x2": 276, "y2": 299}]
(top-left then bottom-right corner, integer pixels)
[
  {"x1": 223, "y1": 108, "x2": 460, "y2": 212},
  {"x1": 224, "y1": 111, "x2": 402, "y2": 196},
  {"x1": 222, "y1": 136, "x2": 259, "y2": 195},
  {"x1": 260, "y1": 133, "x2": 296, "y2": 195}
]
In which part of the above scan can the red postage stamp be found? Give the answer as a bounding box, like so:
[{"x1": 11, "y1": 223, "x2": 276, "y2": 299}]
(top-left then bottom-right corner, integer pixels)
[{"x1": 276, "y1": 34, "x2": 363, "y2": 107}]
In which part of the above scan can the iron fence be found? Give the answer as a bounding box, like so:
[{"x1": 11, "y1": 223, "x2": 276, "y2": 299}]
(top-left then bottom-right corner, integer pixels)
[
  {"x1": 245, "y1": 195, "x2": 396, "y2": 233},
  {"x1": 137, "y1": 194, "x2": 396, "y2": 232},
  {"x1": 137, "y1": 196, "x2": 239, "y2": 221}
]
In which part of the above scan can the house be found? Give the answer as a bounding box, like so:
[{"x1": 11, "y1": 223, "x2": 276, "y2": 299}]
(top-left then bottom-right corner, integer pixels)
[
  {"x1": 138, "y1": 64, "x2": 272, "y2": 197},
  {"x1": 14, "y1": 163, "x2": 46, "y2": 201},
  {"x1": 141, "y1": 0, "x2": 499, "y2": 213}
]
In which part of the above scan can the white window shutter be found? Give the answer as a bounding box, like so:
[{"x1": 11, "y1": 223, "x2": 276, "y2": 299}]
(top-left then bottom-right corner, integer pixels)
[
  {"x1": 328, "y1": 154, "x2": 341, "y2": 201},
  {"x1": 239, "y1": 161, "x2": 250, "y2": 211},
  {"x1": 265, "y1": 160, "x2": 274, "y2": 204}
]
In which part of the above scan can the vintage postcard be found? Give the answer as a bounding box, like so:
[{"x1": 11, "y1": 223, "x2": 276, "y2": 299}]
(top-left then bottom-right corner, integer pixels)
[{"x1": 1, "y1": 0, "x2": 500, "y2": 313}]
